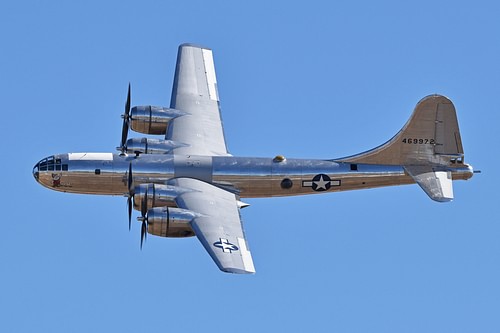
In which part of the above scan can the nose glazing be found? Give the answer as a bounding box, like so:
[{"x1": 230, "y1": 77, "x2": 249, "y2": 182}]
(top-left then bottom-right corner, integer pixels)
[{"x1": 33, "y1": 163, "x2": 39, "y2": 181}]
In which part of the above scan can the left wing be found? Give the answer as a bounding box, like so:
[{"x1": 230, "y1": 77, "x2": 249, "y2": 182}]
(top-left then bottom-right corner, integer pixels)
[
  {"x1": 168, "y1": 177, "x2": 255, "y2": 274},
  {"x1": 167, "y1": 44, "x2": 230, "y2": 156}
]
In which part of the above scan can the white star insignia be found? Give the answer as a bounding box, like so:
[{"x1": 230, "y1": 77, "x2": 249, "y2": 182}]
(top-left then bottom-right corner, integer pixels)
[{"x1": 314, "y1": 175, "x2": 328, "y2": 190}]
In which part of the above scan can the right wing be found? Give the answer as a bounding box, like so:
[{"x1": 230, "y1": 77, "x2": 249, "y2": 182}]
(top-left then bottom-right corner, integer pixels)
[
  {"x1": 168, "y1": 177, "x2": 255, "y2": 274},
  {"x1": 167, "y1": 44, "x2": 230, "y2": 156}
]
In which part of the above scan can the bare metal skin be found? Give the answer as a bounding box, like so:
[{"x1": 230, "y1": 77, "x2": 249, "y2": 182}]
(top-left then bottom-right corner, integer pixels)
[
  {"x1": 32, "y1": 44, "x2": 474, "y2": 274},
  {"x1": 33, "y1": 154, "x2": 471, "y2": 198}
]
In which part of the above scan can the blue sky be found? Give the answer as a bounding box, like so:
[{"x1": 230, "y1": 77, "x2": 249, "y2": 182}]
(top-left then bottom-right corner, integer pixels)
[{"x1": 1, "y1": 1, "x2": 498, "y2": 332}]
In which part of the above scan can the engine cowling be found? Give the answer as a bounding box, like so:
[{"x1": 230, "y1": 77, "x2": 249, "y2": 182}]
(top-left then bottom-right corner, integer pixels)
[
  {"x1": 133, "y1": 184, "x2": 186, "y2": 211},
  {"x1": 146, "y1": 207, "x2": 198, "y2": 238},
  {"x1": 125, "y1": 138, "x2": 187, "y2": 155},
  {"x1": 130, "y1": 106, "x2": 186, "y2": 135}
]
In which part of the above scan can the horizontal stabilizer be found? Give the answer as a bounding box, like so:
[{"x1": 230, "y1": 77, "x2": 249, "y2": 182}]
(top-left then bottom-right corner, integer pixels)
[{"x1": 405, "y1": 166, "x2": 454, "y2": 202}]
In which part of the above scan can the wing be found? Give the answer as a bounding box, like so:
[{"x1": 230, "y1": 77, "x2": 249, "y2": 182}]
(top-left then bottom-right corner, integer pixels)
[
  {"x1": 167, "y1": 44, "x2": 230, "y2": 156},
  {"x1": 168, "y1": 177, "x2": 255, "y2": 274}
]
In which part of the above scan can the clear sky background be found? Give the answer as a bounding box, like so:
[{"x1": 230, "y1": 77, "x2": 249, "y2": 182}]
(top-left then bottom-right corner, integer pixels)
[{"x1": 1, "y1": 1, "x2": 498, "y2": 332}]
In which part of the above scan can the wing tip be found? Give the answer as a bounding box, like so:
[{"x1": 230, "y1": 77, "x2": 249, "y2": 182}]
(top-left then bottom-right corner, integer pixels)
[
  {"x1": 179, "y1": 42, "x2": 212, "y2": 51},
  {"x1": 221, "y1": 267, "x2": 256, "y2": 274}
]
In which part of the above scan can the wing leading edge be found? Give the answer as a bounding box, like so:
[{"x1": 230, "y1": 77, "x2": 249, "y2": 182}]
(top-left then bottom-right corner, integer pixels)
[
  {"x1": 167, "y1": 44, "x2": 230, "y2": 156},
  {"x1": 169, "y1": 177, "x2": 255, "y2": 274}
]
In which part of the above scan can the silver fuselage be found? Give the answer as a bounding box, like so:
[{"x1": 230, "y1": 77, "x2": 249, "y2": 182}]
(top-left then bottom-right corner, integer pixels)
[{"x1": 32, "y1": 152, "x2": 473, "y2": 198}]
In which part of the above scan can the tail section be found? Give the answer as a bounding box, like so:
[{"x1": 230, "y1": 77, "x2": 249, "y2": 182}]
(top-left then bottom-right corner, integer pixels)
[
  {"x1": 339, "y1": 95, "x2": 464, "y2": 166},
  {"x1": 336, "y1": 95, "x2": 473, "y2": 201}
]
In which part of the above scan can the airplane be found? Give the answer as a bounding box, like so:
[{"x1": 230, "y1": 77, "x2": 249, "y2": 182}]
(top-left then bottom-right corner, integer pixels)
[{"x1": 33, "y1": 43, "x2": 475, "y2": 274}]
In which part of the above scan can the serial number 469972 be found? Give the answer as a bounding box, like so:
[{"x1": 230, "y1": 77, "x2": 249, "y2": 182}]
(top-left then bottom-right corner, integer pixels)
[{"x1": 402, "y1": 138, "x2": 435, "y2": 144}]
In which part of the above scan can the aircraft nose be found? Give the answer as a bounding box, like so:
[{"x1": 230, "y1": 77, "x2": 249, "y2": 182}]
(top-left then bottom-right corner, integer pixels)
[
  {"x1": 32, "y1": 156, "x2": 52, "y2": 185},
  {"x1": 32, "y1": 155, "x2": 69, "y2": 188},
  {"x1": 33, "y1": 163, "x2": 40, "y2": 181}
]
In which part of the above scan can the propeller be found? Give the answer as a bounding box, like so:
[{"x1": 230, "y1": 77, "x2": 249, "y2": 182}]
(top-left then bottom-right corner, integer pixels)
[
  {"x1": 126, "y1": 161, "x2": 150, "y2": 248},
  {"x1": 138, "y1": 190, "x2": 149, "y2": 249},
  {"x1": 119, "y1": 83, "x2": 131, "y2": 154},
  {"x1": 126, "y1": 162, "x2": 134, "y2": 230}
]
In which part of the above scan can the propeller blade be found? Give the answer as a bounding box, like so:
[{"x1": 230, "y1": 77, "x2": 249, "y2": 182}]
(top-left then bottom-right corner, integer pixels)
[
  {"x1": 140, "y1": 221, "x2": 147, "y2": 249},
  {"x1": 127, "y1": 196, "x2": 132, "y2": 230},
  {"x1": 126, "y1": 163, "x2": 134, "y2": 230},
  {"x1": 125, "y1": 83, "x2": 131, "y2": 116},
  {"x1": 141, "y1": 190, "x2": 148, "y2": 219},
  {"x1": 119, "y1": 83, "x2": 131, "y2": 152},
  {"x1": 128, "y1": 163, "x2": 133, "y2": 193},
  {"x1": 139, "y1": 191, "x2": 148, "y2": 249}
]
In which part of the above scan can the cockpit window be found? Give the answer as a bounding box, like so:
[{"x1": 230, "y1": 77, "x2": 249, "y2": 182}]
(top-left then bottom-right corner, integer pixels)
[{"x1": 36, "y1": 156, "x2": 68, "y2": 172}]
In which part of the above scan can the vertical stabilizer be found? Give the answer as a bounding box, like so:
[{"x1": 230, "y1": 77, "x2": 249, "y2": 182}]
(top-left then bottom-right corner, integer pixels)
[{"x1": 337, "y1": 95, "x2": 464, "y2": 166}]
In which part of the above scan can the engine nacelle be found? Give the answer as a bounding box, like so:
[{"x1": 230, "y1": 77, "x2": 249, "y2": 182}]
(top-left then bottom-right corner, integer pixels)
[
  {"x1": 125, "y1": 138, "x2": 187, "y2": 155},
  {"x1": 130, "y1": 106, "x2": 186, "y2": 135},
  {"x1": 146, "y1": 207, "x2": 198, "y2": 238},
  {"x1": 133, "y1": 184, "x2": 187, "y2": 211}
]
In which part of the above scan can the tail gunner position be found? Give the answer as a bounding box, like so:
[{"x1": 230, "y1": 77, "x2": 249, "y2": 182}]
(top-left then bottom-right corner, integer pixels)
[{"x1": 33, "y1": 44, "x2": 474, "y2": 274}]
